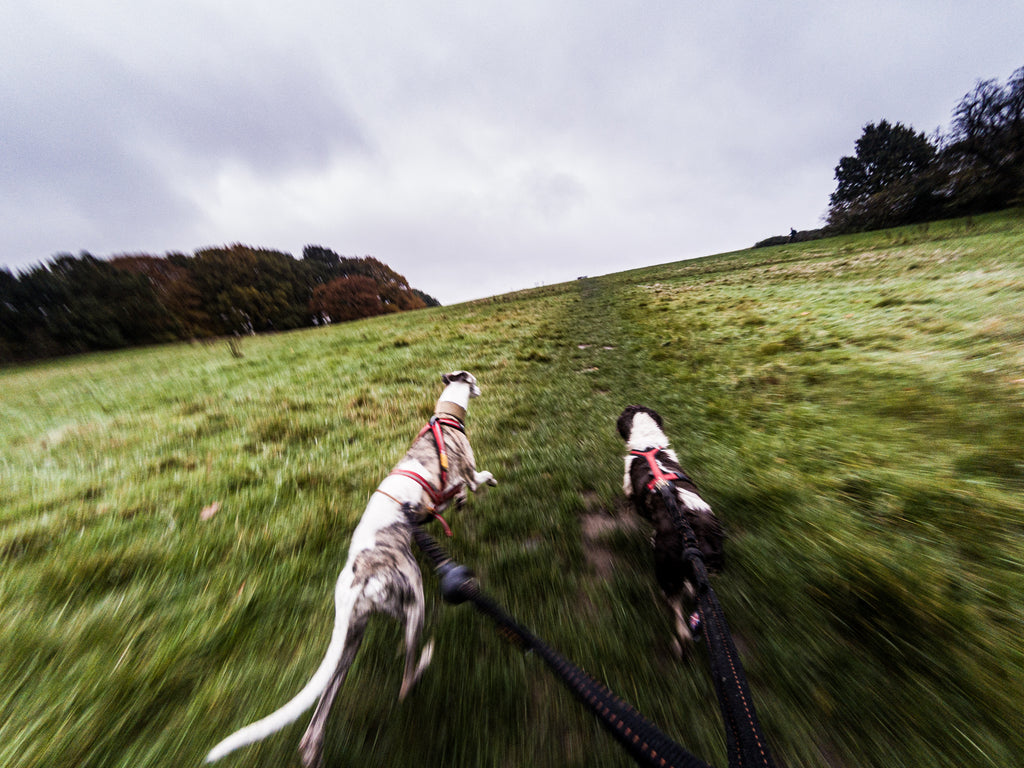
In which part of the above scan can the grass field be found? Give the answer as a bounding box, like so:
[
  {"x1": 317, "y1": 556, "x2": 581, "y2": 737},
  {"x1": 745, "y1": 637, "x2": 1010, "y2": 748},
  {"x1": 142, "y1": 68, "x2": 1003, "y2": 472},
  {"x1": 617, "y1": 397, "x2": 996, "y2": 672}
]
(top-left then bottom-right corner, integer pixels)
[{"x1": 2, "y1": 210, "x2": 1022, "y2": 768}]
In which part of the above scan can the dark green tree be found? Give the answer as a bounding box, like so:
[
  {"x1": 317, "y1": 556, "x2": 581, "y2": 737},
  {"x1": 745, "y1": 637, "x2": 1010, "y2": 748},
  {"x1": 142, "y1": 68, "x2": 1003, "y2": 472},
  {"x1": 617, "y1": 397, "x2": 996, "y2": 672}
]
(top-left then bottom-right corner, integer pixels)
[
  {"x1": 413, "y1": 289, "x2": 441, "y2": 307},
  {"x1": 0, "y1": 253, "x2": 176, "y2": 360},
  {"x1": 188, "y1": 245, "x2": 310, "y2": 334},
  {"x1": 827, "y1": 120, "x2": 938, "y2": 231},
  {"x1": 943, "y1": 67, "x2": 1024, "y2": 212}
]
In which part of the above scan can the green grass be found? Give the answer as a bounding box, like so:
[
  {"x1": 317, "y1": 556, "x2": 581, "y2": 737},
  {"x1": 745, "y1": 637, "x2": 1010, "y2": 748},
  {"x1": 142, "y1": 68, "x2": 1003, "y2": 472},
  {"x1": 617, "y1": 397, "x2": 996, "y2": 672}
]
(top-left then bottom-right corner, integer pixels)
[{"x1": 2, "y1": 209, "x2": 1023, "y2": 768}]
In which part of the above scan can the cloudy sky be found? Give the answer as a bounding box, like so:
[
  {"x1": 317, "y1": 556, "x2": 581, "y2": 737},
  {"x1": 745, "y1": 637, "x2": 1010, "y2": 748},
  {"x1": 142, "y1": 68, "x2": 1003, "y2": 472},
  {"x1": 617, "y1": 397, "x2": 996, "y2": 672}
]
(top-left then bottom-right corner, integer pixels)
[{"x1": 3, "y1": 1, "x2": 1022, "y2": 304}]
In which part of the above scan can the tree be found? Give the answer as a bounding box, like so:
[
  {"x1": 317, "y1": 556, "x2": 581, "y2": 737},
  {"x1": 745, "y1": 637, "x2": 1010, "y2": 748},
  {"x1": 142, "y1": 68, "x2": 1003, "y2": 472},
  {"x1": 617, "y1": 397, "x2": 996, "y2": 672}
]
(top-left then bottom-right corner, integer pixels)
[
  {"x1": 301, "y1": 245, "x2": 342, "y2": 287},
  {"x1": 413, "y1": 288, "x2": 441, "y2": 307},
  {"x1": 943, "y1": 67, "x2": 1024, "y2": 212},
  {"x1": 109, "y1": 254, "x2": 208, "y2": 338},
  {"x1": 354, "y1": 257, "x2": 426, "y2": 311},
  {"x1": 188, "y1": 245, "x2": 311, "y2": 334},
  {"x1": 310, "y1": 275, "x2": 389, "y2": 323},
  {"x1": 0, "y1": 253, "x2": 177, "y2": 360},
  {"x1": 1, "y1": 243, "x2": 434, "y2": 364},
  {"x1": 0, "y1": 268, "x2": 25, "y2": 362},
  {"x1": 827, "y1": 120, "x2": 938, "y2": 231},
  {"x1": 301, "y1": 248, "x2": 428, "y2": 314}
]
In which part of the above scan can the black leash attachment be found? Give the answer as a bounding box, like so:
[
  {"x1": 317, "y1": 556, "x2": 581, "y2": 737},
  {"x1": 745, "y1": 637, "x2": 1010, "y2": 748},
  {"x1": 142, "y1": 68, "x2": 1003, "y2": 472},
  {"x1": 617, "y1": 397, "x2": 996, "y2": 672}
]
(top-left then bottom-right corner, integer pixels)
[
  {"x1": 408, "y1": 513, "x2": 711, "y2": 768},
  {"x1": 655, "y1": 483, "x2": 776, "y2": 768}
]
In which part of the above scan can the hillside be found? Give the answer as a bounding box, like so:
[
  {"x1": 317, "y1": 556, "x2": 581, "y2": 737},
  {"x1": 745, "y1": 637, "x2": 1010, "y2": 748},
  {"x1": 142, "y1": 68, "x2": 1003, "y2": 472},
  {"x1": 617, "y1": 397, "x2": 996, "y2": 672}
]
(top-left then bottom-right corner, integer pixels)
[{"x1": 1, "y1": 210, "x2": 1022, "y2": 768}]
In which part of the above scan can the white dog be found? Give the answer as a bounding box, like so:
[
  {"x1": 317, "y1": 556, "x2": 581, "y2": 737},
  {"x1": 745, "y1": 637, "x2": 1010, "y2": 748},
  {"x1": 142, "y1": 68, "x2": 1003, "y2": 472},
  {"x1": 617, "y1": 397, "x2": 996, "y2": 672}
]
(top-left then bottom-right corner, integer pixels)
[{"x1": 206, "y1": 371, "x2": 496, "y2": 768}]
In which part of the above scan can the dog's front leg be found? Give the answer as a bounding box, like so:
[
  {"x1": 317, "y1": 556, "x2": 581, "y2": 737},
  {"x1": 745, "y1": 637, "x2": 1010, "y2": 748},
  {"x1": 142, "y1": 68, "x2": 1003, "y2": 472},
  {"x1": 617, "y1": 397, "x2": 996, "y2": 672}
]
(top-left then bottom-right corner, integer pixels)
[{"x1": 622, "y1": 456, "x2": 634, "y2": 497}]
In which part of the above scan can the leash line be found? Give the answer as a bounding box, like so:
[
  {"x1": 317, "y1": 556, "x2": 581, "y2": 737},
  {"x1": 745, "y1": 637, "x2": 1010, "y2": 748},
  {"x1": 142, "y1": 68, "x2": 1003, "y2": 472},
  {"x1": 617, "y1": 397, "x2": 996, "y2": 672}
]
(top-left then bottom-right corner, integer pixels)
[
  {"x1": 409, "y1": 516, "x2": 712, "y2": 768},
  {"x1": 655, "y1": 484, "x2": 776, "y2": 768},
  {"x1": 407, "y1": 472, "x2": 776, "y2": 768}
]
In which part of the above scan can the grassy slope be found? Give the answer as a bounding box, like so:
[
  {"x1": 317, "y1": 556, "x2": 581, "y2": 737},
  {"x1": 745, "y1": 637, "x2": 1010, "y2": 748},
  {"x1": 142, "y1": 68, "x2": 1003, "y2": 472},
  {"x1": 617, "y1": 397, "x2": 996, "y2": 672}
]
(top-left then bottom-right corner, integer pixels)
[{"x1": 1, "y1": 211, "x2": 1022, "y2": 768}]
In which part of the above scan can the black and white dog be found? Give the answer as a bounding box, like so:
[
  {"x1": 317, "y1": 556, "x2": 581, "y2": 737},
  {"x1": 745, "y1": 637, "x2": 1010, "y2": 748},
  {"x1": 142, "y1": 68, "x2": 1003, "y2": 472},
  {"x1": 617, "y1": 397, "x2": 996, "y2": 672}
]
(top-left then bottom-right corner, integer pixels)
[
  {"x1": 206, "y1": 371, "x2": 496, "y2": 768},
  {"x1": 616, "y1": 405, "x2": 723, "y2": 656}
]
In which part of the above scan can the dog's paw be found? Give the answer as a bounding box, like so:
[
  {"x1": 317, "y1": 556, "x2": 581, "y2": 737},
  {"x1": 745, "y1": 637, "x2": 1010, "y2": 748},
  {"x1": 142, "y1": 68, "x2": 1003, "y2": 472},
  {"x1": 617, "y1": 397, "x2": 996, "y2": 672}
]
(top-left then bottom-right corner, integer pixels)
[
  {"x1": 473, "y1": 470, "x2": 497, "y2": 488},
  {"x1": 298, "y1": 731, "x2": 326, "y2": 768}
]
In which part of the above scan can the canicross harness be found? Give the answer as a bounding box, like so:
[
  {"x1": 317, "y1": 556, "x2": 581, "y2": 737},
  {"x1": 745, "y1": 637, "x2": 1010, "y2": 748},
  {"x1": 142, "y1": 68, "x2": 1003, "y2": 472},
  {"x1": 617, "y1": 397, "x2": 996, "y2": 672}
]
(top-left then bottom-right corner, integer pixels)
[
  {"x1": 629, "y1": 447, "x2": 693, "y2": 492},
  {"x1": 386, "y1": 415, "x2": 466, "y2": 535}
]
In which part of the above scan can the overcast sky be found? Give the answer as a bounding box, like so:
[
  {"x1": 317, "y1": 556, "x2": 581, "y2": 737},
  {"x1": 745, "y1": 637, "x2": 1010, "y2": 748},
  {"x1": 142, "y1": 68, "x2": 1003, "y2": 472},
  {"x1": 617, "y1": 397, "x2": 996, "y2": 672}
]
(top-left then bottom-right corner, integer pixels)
[{"x1": 3, "y1": 1, "x2": 1022, "y2": 304}]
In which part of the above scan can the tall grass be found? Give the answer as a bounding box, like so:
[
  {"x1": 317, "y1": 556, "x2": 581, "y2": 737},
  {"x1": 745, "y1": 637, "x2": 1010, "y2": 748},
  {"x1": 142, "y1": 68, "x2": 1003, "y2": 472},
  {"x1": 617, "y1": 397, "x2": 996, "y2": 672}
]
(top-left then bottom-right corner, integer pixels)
[{"x1": 2, "y1": 210, "x2": 1022, "y2": 768}]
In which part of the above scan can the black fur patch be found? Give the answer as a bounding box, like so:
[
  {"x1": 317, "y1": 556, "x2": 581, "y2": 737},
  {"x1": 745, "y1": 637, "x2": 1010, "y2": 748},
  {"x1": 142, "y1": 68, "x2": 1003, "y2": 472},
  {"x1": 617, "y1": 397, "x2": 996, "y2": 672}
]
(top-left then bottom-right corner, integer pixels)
[{"x1": 618, "y1": 406, "x2": 724, "y2": 598}]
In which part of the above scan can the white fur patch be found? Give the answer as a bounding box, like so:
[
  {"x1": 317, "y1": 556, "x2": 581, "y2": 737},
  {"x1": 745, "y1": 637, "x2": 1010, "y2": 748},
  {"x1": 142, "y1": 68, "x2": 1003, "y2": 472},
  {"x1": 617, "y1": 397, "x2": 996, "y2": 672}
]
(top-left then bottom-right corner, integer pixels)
[
  {"x1": 625, "y1": 412, "x2": 669, "y2": 451},
  {"x1": 677, "y1": 487, "x2": 712, "y2": 514},
  {"x1": 437, "y1": 381, "x2": 472, "y2": 411},
  {"x1": 624, "y1": 414, "x2": 683, "y2": 464}
]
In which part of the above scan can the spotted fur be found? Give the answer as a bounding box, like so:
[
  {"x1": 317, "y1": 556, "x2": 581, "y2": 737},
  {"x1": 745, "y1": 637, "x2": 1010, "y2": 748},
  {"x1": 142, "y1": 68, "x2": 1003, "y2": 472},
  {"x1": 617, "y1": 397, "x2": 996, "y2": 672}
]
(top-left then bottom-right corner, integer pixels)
[{"x1": 207, "y1": 372, "x2": 495, "y2": 768}]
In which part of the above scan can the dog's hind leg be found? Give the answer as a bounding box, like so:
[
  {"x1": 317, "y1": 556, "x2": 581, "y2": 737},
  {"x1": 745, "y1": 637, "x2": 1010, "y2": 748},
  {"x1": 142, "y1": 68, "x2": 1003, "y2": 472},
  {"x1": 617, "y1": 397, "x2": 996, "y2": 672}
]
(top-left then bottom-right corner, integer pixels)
[
  {"x1": 398, "y1": 580, "x2": 432, "y2": 701},
  {"x1": 205, "y1": 576, "x2": 364, "y2": 764},
  {"x1": 664, "y1": 591, "x2": 694, "y2": 660},
  {"x1": 297, "y1": 615, "x2": 368, "y2": 768}
]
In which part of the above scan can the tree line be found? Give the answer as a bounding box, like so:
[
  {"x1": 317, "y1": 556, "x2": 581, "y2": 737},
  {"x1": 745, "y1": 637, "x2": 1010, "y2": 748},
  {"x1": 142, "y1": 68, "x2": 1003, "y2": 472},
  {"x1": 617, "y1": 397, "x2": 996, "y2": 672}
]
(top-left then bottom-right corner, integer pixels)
[
  {"x1": 758, "y1": 64, "x2": 1024, "y2": 245},
  {"x1": 0, "y1": 245, "x2": 439, "y2": 364}
]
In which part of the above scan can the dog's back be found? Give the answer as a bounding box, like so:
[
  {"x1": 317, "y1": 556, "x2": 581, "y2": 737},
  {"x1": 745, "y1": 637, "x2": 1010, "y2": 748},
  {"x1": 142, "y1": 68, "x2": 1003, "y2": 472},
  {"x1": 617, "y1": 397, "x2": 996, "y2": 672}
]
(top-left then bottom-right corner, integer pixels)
[{"x1": 625, "y1": 447, "x2": 724, "y2": 573}]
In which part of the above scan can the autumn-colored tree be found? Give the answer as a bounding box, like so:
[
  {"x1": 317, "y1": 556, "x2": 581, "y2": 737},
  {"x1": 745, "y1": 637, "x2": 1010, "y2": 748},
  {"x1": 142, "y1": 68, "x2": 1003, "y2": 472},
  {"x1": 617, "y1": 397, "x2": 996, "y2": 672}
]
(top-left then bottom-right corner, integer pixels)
[
  {"x1": 302, "y1": 247, "x2": 427, "y2": 313},
  {"x1": 310, "y1": 275, "x2": 389, "y2": 323}
]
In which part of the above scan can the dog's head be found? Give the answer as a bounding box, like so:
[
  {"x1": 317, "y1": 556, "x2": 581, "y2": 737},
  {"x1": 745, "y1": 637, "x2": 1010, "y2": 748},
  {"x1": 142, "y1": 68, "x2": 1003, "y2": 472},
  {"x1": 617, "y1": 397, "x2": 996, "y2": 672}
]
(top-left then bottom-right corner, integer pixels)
[
  {"x1": 441, "y1": 370, "x2": 481, "y2": 398},
  {"x1": 617, "y1": 405, "x2": 665, "y2": 443}
]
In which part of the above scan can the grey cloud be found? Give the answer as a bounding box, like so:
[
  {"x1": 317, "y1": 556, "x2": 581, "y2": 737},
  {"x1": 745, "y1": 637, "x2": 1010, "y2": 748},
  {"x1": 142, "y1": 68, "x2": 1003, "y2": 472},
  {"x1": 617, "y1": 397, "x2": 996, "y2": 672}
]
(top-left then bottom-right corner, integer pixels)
[{"x1": 3, "y1": 0, "x2": 1024, "y2": 300}]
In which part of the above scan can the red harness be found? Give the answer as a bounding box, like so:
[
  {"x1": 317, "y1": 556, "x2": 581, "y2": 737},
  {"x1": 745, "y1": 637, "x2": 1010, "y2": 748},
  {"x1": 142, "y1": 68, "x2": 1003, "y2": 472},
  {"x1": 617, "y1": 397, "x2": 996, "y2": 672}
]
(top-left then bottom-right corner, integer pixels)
[
  {"x1": 629, "y1": 447, "x2": 687, "y2": 492},
  {"x1": 389, "y1": 415, "x2": 466, "y2": 535}
]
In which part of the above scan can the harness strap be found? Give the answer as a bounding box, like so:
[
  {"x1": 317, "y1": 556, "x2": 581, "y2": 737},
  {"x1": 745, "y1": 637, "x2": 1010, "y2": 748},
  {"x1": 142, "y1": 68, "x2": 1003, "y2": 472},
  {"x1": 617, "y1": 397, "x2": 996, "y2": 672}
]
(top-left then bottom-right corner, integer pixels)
[
  {"x1": 415, "y1": 415, "x2": 466, "y2": 437},
  {"x1": 415, "y1": 415, "x2": 465, "y2": 487},
  {"x1": 389, "y1": 415, "x2": 467, "y2": 535},
  {"x1": 630, "y1": 447, "x2": 691, "y2": 491},
  {"x1": 373, "y1": 488, "x2": 454, "y2": 537},
  {"x1": 390, "y1": 468, "x2": 460, "y2": 508}
]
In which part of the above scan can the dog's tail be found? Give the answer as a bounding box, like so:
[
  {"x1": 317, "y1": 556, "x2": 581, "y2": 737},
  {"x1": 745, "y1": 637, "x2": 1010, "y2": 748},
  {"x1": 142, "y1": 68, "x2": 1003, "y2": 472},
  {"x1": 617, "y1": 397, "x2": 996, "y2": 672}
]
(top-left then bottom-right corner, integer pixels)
[{"x1": 205, "y1": 584, "x2": 359, "y2": 763}]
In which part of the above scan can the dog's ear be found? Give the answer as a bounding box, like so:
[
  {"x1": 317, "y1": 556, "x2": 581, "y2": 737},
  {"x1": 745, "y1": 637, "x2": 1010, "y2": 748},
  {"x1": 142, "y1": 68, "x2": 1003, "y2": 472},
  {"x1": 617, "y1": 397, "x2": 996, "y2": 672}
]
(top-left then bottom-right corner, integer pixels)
[
  {"x1": 442, "y1": 370, "x2": 481, "y2": 398},
  {"x1": 616, "y1": 406, "x2": 638, "y2": 440}
]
